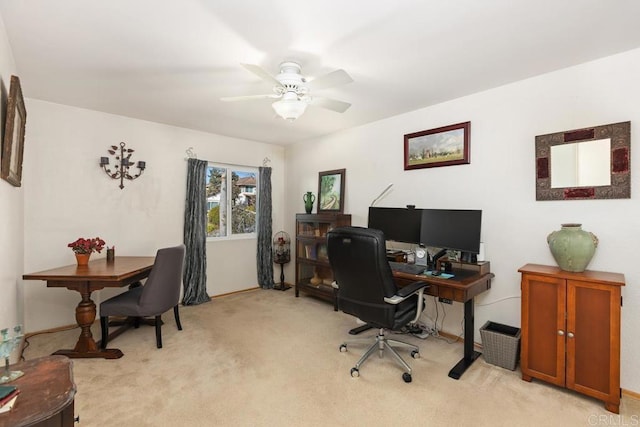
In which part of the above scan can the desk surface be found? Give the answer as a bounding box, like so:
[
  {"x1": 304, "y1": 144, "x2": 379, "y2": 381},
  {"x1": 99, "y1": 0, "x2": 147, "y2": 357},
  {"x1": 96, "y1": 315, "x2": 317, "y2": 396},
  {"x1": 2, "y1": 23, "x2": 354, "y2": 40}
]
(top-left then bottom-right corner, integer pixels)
[
  {"x1": 392, "y1": 267, "x2": 494, "y2": 303},
  {"x1": 23, "y1": 256, "x2": 155, "y2": 283}
]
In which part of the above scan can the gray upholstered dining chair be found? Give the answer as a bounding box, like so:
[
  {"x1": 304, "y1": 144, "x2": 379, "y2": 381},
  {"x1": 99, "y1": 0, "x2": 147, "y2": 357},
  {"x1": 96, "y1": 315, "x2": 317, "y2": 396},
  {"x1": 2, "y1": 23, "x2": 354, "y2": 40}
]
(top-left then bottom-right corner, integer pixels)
[{"x1": 99, "y1": 244, "x2": 185, "y2": 349}]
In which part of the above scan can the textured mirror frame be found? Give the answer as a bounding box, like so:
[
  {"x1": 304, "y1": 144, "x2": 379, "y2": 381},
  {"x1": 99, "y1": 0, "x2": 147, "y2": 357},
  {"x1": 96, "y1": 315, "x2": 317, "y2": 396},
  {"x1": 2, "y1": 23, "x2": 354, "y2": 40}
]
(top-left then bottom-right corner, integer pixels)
[{"x1": 535, "y1": 121, "x2": 630, "y2": 201}]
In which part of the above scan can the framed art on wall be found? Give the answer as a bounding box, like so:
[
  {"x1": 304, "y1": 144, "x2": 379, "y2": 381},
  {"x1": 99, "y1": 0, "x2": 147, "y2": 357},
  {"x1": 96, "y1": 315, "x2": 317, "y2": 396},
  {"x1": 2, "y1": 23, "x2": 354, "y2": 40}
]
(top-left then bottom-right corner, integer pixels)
[
  {"x1": 404, "y1": 121, "x2": 470, "y2": 170},
  {"x1": 1, "y1": 75, "x2": 27, "y2": 187},
  {"x1": 317, "y1": 169, "x2": 345, "y2": 213}
]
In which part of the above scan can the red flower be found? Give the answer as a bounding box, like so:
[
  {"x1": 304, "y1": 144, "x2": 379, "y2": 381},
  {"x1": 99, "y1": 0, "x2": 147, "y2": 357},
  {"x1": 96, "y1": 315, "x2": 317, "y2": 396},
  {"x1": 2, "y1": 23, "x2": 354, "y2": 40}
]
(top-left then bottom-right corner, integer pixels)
[{"x1": 68, "y1": 237, "x2": 106, "y2": 254}]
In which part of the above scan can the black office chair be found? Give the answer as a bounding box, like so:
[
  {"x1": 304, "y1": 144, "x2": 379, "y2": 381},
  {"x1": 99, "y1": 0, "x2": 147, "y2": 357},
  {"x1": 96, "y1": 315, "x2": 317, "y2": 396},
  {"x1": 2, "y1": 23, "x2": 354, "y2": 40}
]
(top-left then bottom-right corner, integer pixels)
[
  {"x1": 327, "y1": 226, "x2": 429, "y2": 382},
  {"x1": 99, "y1": 244, "x2": 185, "y2": 349}
]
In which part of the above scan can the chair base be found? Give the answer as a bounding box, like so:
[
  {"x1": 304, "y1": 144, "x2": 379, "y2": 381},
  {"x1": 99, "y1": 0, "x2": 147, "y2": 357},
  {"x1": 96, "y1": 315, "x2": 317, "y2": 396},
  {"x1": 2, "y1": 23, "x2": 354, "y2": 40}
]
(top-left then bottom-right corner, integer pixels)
[
  {"x1": 339, "y1": 328, "x2": 419, "y2": 382},
  {"x1": 100, "y1": 304, "x2": 183, "y2": 350}
]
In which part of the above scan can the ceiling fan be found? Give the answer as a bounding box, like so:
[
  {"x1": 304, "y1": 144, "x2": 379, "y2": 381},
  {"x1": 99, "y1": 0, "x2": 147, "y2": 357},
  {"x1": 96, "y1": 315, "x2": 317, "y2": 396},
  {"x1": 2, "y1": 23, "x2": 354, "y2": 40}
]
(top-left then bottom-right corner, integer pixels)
[{"x1": 221, "y1": 61, "x2": 353, "y2": 121}]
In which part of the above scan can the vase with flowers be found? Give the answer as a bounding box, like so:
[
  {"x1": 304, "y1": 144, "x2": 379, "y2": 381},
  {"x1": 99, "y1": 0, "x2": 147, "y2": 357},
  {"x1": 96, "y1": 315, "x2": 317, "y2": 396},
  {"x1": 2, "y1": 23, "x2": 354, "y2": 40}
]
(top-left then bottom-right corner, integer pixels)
[{"x1": 68, "y1": 237, "x2": 106, "y2": 266}]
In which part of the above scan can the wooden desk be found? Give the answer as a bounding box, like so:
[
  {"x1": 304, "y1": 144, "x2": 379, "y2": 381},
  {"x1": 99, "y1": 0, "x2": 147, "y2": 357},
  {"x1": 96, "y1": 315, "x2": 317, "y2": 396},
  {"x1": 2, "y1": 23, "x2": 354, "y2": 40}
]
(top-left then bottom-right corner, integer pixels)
[
  {"x1": 393, "y1": 262, "x2": 494, "y2": 380},
  {"x1": 23, "y1": 256, "x2": 155, "y2": 359},
  {"x1": 1, "y1": 356, "x2": 76, "y2": 427}
]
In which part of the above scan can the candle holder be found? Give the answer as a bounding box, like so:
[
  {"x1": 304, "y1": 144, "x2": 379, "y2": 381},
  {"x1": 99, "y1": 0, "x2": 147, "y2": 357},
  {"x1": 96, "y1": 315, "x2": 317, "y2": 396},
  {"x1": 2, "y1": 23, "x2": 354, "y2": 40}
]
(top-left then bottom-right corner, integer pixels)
[
  {"x1": 106, "y1": 247, "x2": 115, "y2": 263},
  {"x1": 100, "y1": 141, "x2": 146, "y2": 189},
  {"x1": 0, "y1": 325, "x2": 24, "y2": 384}
]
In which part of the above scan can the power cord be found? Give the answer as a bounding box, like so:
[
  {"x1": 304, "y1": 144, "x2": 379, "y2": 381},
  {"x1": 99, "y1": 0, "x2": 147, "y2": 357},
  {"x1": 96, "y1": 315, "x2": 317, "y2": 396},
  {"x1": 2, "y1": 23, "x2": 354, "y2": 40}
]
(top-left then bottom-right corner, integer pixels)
[
  {"x1": 416, "y1": 296, "x2": 464, "y2": 344},
  {"x1": 476, "y1": 295, "x2": 520, "y2": 306},
  {"x1": 19, "y1": 325, "x2": 78, "y2": 360}
]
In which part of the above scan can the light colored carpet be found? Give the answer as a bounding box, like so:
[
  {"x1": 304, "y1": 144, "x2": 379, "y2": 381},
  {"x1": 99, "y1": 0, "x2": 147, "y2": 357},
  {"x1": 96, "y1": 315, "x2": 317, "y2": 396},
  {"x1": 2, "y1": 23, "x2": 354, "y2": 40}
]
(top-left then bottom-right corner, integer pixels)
[{"x1": 22, "y1": 290, "x2": 640, "y2": 426}]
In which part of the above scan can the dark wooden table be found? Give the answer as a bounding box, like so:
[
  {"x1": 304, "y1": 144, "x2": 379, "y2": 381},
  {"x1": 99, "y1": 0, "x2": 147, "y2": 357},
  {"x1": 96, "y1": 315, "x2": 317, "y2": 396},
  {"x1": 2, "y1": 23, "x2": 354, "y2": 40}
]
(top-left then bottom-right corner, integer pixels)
[
  {"x1": 23, "y1": 256, "x2": 155, "y2": 359},
  {"x1": 0, "y1": 356, "x2": 76, "y2": 427}
]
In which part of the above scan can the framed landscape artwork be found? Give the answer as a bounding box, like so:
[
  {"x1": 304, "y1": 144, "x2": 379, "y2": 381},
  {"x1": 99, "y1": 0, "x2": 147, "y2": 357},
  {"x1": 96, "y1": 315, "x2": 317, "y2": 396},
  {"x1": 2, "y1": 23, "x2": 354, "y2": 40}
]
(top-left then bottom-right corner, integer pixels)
[
  {"x1": 1, "y1": 75, "x2": 27, "y2": 187},
  {"x1": 404, "y1": 121, "x2": 470, "y2": 170},
  {"x1": 317, "y1": 169, "x2": 345, "y2": 213}
]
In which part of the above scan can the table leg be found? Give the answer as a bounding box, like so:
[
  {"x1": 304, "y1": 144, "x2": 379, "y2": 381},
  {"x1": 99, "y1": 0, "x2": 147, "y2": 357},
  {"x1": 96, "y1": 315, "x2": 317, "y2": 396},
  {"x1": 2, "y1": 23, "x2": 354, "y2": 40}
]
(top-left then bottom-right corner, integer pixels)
[
  {"x1": 53, "y1": 282, "x2": 123, "y2": 359},
  {"x1": 448, "y1": 298, "x2": 481, "y2": 379}
]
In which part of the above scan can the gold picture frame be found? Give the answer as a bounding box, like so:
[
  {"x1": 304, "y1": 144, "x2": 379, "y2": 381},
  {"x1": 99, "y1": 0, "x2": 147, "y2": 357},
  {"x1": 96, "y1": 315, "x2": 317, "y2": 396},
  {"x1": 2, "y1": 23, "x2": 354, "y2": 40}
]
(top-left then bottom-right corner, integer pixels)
[{"x1": 1, "y1": 75, "x2": 27, "y2": 187}]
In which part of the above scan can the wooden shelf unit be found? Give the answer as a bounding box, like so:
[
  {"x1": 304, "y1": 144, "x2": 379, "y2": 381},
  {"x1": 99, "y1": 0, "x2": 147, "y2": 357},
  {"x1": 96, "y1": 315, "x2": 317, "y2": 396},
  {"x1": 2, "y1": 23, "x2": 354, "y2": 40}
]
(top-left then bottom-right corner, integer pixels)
[
  {"x1": 519, "y1": 263, "x2": 625, "y2": 413},
  {"x1": 294, "y1": 213, "x2": 351, "y2": 306}
]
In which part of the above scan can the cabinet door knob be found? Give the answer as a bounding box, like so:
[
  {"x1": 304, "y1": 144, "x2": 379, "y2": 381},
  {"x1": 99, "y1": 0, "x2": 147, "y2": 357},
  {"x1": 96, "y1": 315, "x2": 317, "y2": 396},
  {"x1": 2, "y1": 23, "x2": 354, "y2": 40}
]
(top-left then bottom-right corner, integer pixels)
[
  {"x1": 557, "y1": 330, "x2": 565, "y2": 336},
  {"x1": 567, "y1": 332, "x2": 574, "y2": 338}
]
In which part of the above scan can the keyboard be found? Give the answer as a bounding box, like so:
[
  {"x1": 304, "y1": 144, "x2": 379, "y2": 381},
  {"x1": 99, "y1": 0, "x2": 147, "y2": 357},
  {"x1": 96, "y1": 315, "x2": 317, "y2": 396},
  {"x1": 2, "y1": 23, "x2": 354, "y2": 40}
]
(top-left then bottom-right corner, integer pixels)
[{"x1": 388, "y1": 261, "x2": 426, "y2": 275}]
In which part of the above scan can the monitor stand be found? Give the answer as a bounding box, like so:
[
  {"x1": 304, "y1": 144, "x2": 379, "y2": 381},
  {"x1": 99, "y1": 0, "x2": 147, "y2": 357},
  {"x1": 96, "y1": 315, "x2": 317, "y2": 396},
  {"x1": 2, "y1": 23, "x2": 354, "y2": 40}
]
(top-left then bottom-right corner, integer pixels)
[{"x1": 430, "y1": 248, "x2": 448, "y2": 271}]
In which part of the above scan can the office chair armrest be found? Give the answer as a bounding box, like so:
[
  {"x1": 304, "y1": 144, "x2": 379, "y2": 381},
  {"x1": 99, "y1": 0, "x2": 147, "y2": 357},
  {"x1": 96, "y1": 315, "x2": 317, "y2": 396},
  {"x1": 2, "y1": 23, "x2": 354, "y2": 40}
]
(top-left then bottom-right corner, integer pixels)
[{"x1": 384, "y1": 281, "x2": 429, "y2": 304}]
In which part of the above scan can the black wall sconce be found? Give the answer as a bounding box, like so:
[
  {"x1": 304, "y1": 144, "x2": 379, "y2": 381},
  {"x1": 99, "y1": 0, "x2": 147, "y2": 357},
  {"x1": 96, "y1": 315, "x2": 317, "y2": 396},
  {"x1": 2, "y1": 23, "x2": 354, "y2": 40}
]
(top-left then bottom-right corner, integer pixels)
[{"x1": 99, "y1": 142, "x2": 146, "y2": 189}]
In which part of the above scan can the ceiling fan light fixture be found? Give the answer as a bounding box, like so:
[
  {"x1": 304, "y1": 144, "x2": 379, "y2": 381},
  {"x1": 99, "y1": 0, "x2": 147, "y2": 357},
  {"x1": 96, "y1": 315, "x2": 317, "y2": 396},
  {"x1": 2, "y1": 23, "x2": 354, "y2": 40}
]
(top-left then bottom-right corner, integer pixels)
[
  {"x1": 272, "y1": 97, "x2": 308, "y2": 122},
  {"x1": 226, "y1": 61, "x2": 352, "y2": 120}
]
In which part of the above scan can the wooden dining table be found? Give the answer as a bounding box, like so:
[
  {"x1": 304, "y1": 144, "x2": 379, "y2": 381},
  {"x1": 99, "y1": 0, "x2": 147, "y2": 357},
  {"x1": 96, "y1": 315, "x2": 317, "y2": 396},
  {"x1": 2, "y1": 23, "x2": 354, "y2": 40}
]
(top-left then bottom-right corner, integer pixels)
[{"x1": 23, "y1": 256, "x2": 155, "y2": 359}]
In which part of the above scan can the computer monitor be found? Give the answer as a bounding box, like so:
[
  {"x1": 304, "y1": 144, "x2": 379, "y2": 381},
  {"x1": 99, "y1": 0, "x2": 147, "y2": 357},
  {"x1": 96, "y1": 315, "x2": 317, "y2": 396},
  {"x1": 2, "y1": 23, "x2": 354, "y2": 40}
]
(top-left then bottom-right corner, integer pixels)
[
  {"x1": 420, "y1": 209, "x2": 482, "y2": 254},
  {"x1": 368, "y1": 207, "x2": 422, "y2": 244}
]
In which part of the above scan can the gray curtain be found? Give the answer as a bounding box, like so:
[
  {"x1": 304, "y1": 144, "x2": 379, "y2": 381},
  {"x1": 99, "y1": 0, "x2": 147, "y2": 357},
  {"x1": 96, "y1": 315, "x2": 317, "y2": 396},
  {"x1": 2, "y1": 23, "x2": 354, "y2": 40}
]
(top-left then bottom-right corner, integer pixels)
[
  {"x1": 257, "y1": 166, "x2": 275, "y2": 289},
  {"x1": 183, "y1": 158, "x2": 211, "y2": 305}
]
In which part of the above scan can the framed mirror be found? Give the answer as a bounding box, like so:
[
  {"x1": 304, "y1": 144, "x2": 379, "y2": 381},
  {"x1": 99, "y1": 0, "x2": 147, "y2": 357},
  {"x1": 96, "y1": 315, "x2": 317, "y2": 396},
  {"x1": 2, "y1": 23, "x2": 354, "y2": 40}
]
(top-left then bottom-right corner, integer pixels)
[{"x1": 535, "y1": 121, "x2": 630, "y2": 200}]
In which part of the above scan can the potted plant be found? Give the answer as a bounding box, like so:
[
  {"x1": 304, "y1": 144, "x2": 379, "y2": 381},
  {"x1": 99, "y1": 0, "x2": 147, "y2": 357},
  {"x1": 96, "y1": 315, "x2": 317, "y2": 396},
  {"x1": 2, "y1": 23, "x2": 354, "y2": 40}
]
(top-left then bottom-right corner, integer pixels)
[{"x1": 68, "y1": 237, "x2": 106, "y2": 266}]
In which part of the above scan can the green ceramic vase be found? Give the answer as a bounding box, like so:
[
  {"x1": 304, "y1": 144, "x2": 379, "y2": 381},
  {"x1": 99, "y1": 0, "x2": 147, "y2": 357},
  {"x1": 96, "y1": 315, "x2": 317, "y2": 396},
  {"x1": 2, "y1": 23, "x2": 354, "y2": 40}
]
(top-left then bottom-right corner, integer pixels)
[
  {"x1": 303, "y1": 191, "x2": 315, "y2": 214},
  {"x1": 547, "y1": 223, "x2": 598, "y2": 272}
]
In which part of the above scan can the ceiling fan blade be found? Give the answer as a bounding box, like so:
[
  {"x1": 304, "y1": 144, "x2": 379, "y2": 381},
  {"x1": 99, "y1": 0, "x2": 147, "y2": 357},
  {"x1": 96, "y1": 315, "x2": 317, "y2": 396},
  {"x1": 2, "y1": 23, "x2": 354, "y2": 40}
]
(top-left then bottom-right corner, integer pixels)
[
  {"x1": 220, "y1": 94, "x2": 280, "y2": 102},
  {"x1": 306, "y1": 69, "x2": 353, "y2": 91},
  {"x1": 241, "y1": 63, "x2": 282, "y2": 87},
  {"x1": 311, "y1": 97, "x2": 351, "y2": 113}
]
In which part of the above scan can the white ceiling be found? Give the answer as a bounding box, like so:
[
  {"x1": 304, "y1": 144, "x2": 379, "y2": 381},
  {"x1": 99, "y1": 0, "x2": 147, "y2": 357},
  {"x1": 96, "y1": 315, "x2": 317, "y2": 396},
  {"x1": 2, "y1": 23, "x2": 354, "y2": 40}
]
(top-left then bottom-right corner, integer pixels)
[{"x1": 2, "y1": 1, "x2": 640, "y2": 145}]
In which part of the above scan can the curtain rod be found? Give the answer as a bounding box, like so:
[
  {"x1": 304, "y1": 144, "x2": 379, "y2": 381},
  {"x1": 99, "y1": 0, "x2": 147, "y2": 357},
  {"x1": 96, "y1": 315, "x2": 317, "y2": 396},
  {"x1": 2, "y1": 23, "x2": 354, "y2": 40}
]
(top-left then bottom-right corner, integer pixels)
[
  {"x1": 185, "y1": 147, "x2": 197, "y2": 160},
  {"x1": 184, "y1": 148, "x2": 271, "y2": 169}
]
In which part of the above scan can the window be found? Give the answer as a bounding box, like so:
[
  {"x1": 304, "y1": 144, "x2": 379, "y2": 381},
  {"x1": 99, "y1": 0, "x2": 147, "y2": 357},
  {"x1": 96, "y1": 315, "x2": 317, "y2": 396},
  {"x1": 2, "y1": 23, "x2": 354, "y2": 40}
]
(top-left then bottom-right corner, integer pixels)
[{"x1": 206, "y1": 164, "x2": 258, "y2": 239}]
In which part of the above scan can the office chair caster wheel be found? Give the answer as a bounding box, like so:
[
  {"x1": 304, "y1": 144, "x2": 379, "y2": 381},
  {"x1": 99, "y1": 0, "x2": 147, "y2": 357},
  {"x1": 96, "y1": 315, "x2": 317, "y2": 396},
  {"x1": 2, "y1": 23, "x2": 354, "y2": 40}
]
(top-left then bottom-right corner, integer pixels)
[
  {"x1": 350, "y1": 368, "x2": 359, "y2": 378},
  {"x1": 339, "y1": 344, "x2": 348, "y2": 352},
  {"x1": 411, "y1": 350, "x2": 420, "y2": 359},
  {"x1": 402, "y1": 373, "x2": 412, "y2": 383}
]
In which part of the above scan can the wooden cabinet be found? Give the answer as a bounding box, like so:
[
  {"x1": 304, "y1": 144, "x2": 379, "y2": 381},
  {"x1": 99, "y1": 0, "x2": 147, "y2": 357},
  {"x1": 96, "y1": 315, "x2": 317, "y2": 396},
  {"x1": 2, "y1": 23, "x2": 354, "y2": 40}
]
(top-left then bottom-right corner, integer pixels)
[
  {"x1": 295, "y1": 213, "x2": 351, "y2": 306},
  {"x1": 519, "y1": 264, "x2": 625, "y2": 413}
]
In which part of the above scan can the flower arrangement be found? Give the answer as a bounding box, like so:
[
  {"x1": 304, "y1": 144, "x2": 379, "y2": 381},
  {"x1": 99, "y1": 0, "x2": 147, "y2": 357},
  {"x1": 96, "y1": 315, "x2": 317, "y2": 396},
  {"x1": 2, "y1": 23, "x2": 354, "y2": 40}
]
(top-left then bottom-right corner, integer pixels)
[{"x1": 67, "y1": 237, "x2": 106, "y2": 254}]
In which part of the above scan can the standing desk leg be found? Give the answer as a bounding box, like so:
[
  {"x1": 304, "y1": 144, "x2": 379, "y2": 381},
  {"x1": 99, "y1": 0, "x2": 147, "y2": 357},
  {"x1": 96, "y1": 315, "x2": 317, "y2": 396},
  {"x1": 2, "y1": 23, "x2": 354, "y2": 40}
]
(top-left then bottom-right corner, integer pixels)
[{"x1": 448, "y1": 298, "x2": 481, "y2": 379}]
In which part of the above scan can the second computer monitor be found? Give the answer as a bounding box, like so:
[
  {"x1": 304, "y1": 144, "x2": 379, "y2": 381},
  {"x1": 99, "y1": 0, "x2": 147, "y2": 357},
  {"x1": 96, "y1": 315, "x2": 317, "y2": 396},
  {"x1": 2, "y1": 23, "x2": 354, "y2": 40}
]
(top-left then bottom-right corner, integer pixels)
[{"x1": 420, "y1": 209, "x2": 482, "y2": 254}]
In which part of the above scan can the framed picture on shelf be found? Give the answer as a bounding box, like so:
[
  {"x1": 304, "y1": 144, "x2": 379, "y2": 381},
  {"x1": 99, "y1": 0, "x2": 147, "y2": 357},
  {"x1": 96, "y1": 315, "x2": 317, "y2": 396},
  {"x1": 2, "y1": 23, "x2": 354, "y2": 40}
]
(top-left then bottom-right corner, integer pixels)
[
  {"x1": 317, "y1": 169, "x2": 345, "y2": 213},
  {"x1": 404, "y1": 121, "x2": 470, "y2": 171},
  {"x1": 1, "y1": 75, "x2": 27, "y2": 187}
]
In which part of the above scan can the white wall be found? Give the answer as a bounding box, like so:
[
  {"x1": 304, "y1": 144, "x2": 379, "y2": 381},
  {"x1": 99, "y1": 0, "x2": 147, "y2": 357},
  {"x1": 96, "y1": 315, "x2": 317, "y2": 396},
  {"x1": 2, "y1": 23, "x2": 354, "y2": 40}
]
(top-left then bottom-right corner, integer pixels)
[
  {"x1": 0, "y1": 11, "x2": 24, "y2": 361},
  {"x1": 22, "y1": 100, "x2": 285, "y2": 331},
  {"x1": 285, "y1": 48, "x2": 640, "y2": 392}
]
